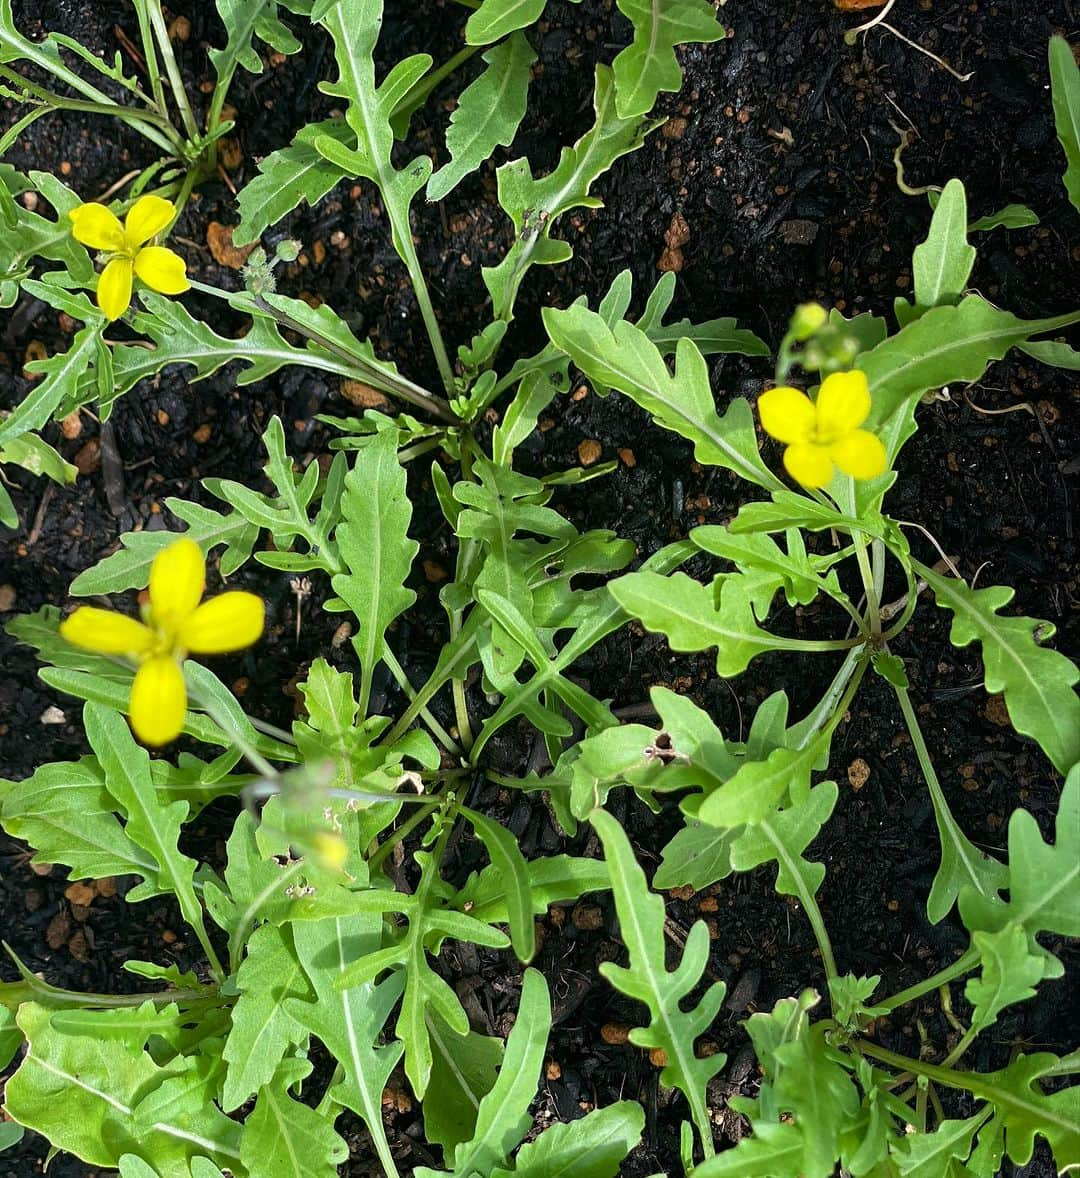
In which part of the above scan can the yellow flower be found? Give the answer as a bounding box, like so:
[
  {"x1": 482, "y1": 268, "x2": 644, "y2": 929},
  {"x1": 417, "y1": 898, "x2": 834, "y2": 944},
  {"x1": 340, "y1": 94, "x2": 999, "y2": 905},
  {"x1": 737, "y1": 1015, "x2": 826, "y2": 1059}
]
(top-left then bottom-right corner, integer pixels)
[
  {"x1": 59, "y1": 537, "x2": 264, "y2": 746},
  {"x1": 68, "y1": 195, "x2": 190, "y2": 321},
  {"x1": 758, "y1": 370, "x2": 887, "y2": 489}
]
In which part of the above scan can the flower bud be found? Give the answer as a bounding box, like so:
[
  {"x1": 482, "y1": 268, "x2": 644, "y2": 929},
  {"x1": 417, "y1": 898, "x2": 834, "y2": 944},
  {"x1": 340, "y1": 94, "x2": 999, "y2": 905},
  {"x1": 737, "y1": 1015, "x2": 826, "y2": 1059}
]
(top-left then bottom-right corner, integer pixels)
[{"x1": 790, "y1": 302, "x2": 828, "y2": 341}]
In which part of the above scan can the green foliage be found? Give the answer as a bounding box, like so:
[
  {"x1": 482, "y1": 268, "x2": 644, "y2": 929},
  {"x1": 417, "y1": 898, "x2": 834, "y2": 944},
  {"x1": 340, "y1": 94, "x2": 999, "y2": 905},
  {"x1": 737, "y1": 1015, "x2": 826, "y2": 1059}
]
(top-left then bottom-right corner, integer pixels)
[
  {"x1": 917, "y1": 562, "x2": 1080, "y2": 774},
  {"x1": 485, "y1": 65, "x2": 653, "y2": 319},
  {"x1": 903, "y1": 177, "x2": 975, "y2": 321},
  {"x1": 544, "y1": 304, "x2": 777, "y2": 489},
  {"x1": 428, "y1": 34, "x2": 535, "y2": 200},
  {"x1": 208, "y1": 0, "x2": 305, "y2": 80},
  {"x1": 331, "y1": 427, "x2": 418, "y2": 714},
  {"x1": 591, "y1": 808, "x2": 726, "y2": 1159},
  {"x1": 1049, "y1": 35, "x2": 1080, "y2": 211},
  {"x1": 611, "y1": 0, "x2": 723, "y2": 118}
]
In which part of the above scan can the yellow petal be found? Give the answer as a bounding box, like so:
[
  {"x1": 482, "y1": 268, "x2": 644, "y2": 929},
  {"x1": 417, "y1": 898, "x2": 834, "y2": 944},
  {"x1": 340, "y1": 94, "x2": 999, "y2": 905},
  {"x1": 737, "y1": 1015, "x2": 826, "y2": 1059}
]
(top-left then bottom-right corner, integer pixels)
[
  {"x1": 830, "y1": 429, "x2": 887, "y2": 481},
  {"x1": 97, "y1": 257, "x2": 133, "y2": 321},
  {"x1": 68, "y1": 203, "x2": 125, "y2": 252},
  {"x1": 123, "y1": 195, "x2": 175, "y2": 248},
  {"x1": 783, "y1": 442, "x2": 834, "y2": 488},
  {"x1": 129, "y1": 655, "x2": 187, "y2": 746},
  {"x1": 133, "y1": 246, "x2": 189, "y2": 295},
  {"x1": 758, "y1": 386, "x2": 816, "y2": 445},
  {"x1": 815, "y1": 370, "x2": 871, "y2": 437},
  {"x1": 180, "y1": 592, "x2": 265, "y2": 654},
  {"x1": 149, "y1": 537, "x2": 205, "y2": 626},
  {"x1": 59, "y1": 607, "x2": 154, "y2": 657}
]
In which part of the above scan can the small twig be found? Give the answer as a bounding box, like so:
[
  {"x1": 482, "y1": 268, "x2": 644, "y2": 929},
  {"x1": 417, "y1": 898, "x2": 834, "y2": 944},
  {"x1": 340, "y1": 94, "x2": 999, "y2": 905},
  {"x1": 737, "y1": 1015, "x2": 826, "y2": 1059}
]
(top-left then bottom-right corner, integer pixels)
[
  {"x1": 844, "y1": 0, "x2": 898, "y2": 41},
  {"x1": 962, "y1": 390, "x2": 1036, "y2": 418},
  {"x1": 878, "y1": 22, "x2": 973, "y2": 81},
  {"x1": 95, "y1": 168, "x2": 143, "y2": 203},
  {"x1": 895, "y1": 522, "x2": 963, "y2": 580},
  {"x1": 27, "y1": 482, "x2": 55, "y2": 545}
]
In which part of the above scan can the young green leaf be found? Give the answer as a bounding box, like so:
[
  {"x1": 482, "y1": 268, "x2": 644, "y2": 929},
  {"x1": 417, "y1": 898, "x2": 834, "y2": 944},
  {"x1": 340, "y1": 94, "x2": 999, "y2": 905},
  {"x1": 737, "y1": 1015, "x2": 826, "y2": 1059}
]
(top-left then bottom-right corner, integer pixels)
[
  {"x1": 691, "y1": 1120, "x2": 807, "y2": 1176},
  {"x1": 0, "y1": 756, "x2": 157, "y2": 882},
  {"x1": 612, "y1": 0, "x2": 723, "y2": 118},
  {"x1": 234, "y1": 120, "x2": 351, "y2": 245},
  {"x1": 69, "y1": 498, "x2": 258, "y2": 595},
  {"x1": 465, "y1": 0, "x2": 546, "y2": 44},
  {"x1": 911, "y1": 177, "x2": 975, "y2": 311},
  {"x1": 654, "y1": 820, "x2": 738, "y2": 891},
  {"x1": 728, "y1": 781, "x2": 838, "y2": 904},
  {"x1": 457, "y1": 854, "x2": 612, "y2": 926},
  {"x1": 239, "y1": 1058, "x2": 349, "y2": 1178},
  {"x1": 428, "y1": 33, "x2": 536, "y2": 201},
  {"x1": 331, "y1": 427, "x2": 418, "y2": 717},
  {"x1": 317, "y1": 1, "x2": 433, "y2": 264},
  {"x1": 591, "y1": 807, "x2": 726, "y2": 1158},
  {"x1": 5, "y1": 1003, "x2": 243, "y2": 1173},
  {"x1": 424, "y1": 1017, "x2": 504, "y2": 1156},
  {"x1": 959, "y1": 764, "x2": 1080, "y2": 978},
  {"x1": 964, "y1": 924, "x2": 1048, "y2": 1036},
  {"x1": 221, "y1": 923, "x2": 313, "y2": 1111},
  {"x1": 209, "y1": 0, "x2": 302, "y2": 79},
  {"x1": 493, "y1": 1100, "x2": 645, "y2": 1177},
  {"x1": 0, "y1": 167, "x2": 93, "y2": 308},
  {"x1": 1049, "y1": 35, "x2": 1080, "y2": 212},
  {"x1": 889, "y1": 1112, "x2": 986, "y2": 1176},
  {"x1": 286, "y1": 915, "x2": 405, "y2": 1178},
  {"x1": 484, "y1": 66, "x2": 652, "y2": 319},
  {"x1": 0, "y1": 321, "x2": 101, "y2": 444},
  {"x1": 0, "y1": 431, "x2": 76, "y2": 489},
  {"x1": 420, "y1": 968, "x2": 553, "y2": 1177},
  {"x1": 968, "y1": 203, "x2": 1040, "y2": 232},
  {"x1": 608, "y1": 571, "x2": 802, "y2": 677},
  {"x1": 857, "y1": 297, "x2": 1080, "y2": 509},
  {"x1": 543, "y1": 304, "x2": 779, "y2": 490},
  {"x1": 461, "y1": 805, "x2": 536, "y2": 961},
  {"x1": 916, "y1": 562, "x2": 1080, "y2": 774},
  {"x1": 949, "y1": 1052, "x2": 1080, "y2": 1170},
  {"x1": 83, "y1": 703, "x2": 207, "y2": 937}
]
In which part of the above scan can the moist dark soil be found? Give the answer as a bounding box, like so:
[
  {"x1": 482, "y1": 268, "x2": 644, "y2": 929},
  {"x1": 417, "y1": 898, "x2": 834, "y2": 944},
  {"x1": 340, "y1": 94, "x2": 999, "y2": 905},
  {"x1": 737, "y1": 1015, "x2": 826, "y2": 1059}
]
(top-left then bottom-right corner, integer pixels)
[{"x1": 2, "y1": 1, "x2": 1078, "y2": 1175}]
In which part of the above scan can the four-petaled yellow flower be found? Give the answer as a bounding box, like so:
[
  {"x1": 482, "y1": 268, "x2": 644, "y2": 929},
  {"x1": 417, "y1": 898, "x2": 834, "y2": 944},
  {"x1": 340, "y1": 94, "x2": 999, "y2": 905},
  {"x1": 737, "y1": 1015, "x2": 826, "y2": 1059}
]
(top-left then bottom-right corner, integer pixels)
[
  {"x1": 60, "y1": 538, "x2": 264, "y2": 746},
  {"x1": 69, "y1": 195, "x2": 190, "y2": 321},
  {"x1": 758, "y1": 369, "x2": 887, "y2": 489}
]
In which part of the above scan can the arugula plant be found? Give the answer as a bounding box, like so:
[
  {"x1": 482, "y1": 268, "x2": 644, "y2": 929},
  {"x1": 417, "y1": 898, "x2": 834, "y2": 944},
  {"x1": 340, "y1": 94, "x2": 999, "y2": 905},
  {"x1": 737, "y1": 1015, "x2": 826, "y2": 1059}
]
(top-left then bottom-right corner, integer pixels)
[{"x1": 1, "y1": 6, "x2": 1078, "y2": 1177}]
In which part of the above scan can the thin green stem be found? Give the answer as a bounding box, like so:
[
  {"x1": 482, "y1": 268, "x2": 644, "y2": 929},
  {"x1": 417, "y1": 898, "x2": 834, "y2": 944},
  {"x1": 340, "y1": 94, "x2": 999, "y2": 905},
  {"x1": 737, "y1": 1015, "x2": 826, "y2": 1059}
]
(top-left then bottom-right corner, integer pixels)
[
  {"x1": 0, "y1": 50, "x2": 180, "y2": 156},
  {"x1": 133, "y1": 0, "x2": 169, "y2": 120},
  {"x1": 167, "y1": 162, "x2": 200, "y2": 227},
  {"x1": 877, "y1": 946, "x2": 980, "y2": 1013},
  {"x1": 892, "y1": 678, "x2": 996, "y2": 916},
  {"x1": 854, "y1": 1039, "x2": 991, "y2": 1098},
  {"x1": 940, "y1": 1022, "x2": 980, "y2": 1069},
  {"x1": 382, "y1": 631, "x2": 480, "y2": 749},
  {"x1": 871, "y1": 537, "x2": 886, "y2": 603},
  {"x1": 853, "y1": 531, "x2": 881, "y2": 637},
  {"x1": 187, "y1": 677, "x2": 280, "y2": 783},
  {"x1": 395, "y1": 44, "x2": 480, "y2": 122},
  {"x1": 247, "y1": 716, "x2": 298, "y2": 745},
  {"x1": 382, "y1": 646, "x2": 462, "y2": 757},
  {"x1": 390, "y1": 206, "x2": 456, "y2": 396},
  {"x1": 145, "y1": 0, "x2": 200, "y2": 143},
  {"x1": 367, "y1": 797, "x2": 442, "y2": 874}
]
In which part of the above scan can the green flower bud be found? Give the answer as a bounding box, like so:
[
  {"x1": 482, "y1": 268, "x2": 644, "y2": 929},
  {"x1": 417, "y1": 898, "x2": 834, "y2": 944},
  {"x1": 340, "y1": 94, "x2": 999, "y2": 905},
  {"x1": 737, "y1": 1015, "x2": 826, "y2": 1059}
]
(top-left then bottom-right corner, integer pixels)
[{"x1": 790, "y1": 301, "x2": 828, "y2": 341}]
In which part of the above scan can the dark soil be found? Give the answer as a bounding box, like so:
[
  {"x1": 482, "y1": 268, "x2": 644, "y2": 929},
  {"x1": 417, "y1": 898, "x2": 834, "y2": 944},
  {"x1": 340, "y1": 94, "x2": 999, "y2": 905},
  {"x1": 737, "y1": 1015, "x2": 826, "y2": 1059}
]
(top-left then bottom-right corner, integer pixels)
[{"x1": 2, "y1": 1, "x2": 1078, "y2": 1175}]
